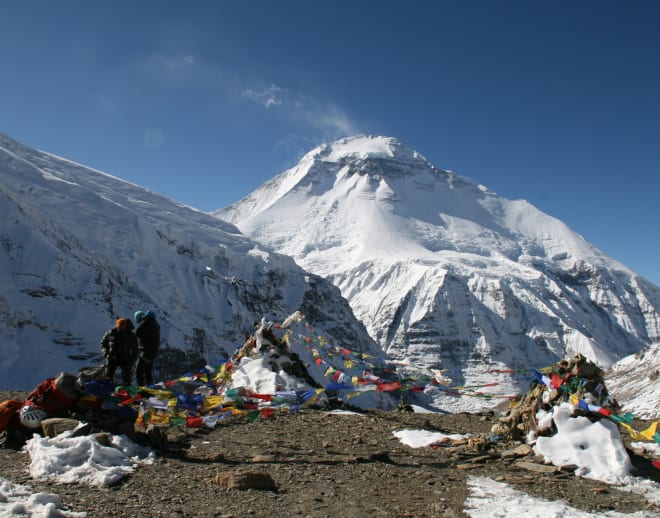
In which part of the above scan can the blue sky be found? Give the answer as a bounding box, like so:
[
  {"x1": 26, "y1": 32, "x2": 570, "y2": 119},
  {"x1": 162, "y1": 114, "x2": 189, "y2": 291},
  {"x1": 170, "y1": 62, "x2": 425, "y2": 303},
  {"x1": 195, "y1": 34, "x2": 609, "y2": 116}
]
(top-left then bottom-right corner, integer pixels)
[{"x1": 1, "y1": 1, "x2": 659, "y2": 284}]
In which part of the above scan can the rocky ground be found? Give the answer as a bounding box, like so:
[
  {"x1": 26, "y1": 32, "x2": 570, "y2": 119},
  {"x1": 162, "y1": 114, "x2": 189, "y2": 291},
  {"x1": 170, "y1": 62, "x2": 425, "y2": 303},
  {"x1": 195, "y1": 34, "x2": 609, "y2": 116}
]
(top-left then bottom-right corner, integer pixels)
[{"x1": 1, "y1": 389, "x2": 659, "y2": 518}]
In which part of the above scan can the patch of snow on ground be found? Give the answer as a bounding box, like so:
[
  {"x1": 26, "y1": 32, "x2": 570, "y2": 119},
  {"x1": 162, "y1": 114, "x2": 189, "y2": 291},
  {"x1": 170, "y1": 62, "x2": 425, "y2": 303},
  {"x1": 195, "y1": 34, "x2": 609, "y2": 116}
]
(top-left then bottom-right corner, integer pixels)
[
  {"x1": 0, "y1": 476, "x2": 86, "y2": 517},
  {"x1": 465, "y1": 476, "x2": 652, "y2": 517},
  {"x1": 632, "y1": 441, "x2": 660, "y2": 457},
  {"x1": 393, "y1": 429, "x2": 471, "y2": 448},
  {"x1": 324, "y1": 409, "x2": 365, "y2": 416},
  {"x1": 24, "y1": 432, "x2": 155, "y2": 487}
]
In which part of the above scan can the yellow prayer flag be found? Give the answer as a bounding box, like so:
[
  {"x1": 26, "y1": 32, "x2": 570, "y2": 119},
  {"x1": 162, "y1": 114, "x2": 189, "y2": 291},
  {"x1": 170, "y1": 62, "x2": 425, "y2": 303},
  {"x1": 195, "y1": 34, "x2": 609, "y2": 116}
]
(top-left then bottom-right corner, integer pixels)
[
  {"x1": 148, "y1": 412, "x2": 171, "y2": 425},
  {"x1": 619, "y1": 422, "x2": 645, "y2": 441},
  {"x1": 639, "y1": 421, "x2": 659, "y2": 441},
  {"x1": 203, "y1": 396, "x2": 224, "y2": 411}
]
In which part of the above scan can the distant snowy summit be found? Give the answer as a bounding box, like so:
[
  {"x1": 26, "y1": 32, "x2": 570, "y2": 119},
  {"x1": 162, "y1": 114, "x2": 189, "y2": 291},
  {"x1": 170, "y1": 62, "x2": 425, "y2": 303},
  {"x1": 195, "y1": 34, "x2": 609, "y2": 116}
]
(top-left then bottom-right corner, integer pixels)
[
  {"x1": 216, "y1": 135, "x2": 627, "y2": 269},
  {"x1": 216, "y1": 135, "x2": 660, "y2": 410},
  {"x1": 305, "y1": 134, "x2": 424, "y2": 162}
]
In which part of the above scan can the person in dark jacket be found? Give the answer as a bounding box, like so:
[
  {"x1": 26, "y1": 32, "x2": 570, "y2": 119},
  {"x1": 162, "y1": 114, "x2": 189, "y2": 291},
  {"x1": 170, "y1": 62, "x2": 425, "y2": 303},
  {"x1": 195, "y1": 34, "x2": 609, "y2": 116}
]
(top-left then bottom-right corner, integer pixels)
[
  {"x1": 100, "y1": 318, "x2": 138, "y2": 385},
  {"x1": 134, "y1": 310, "x2": 161, "y2": 386}
]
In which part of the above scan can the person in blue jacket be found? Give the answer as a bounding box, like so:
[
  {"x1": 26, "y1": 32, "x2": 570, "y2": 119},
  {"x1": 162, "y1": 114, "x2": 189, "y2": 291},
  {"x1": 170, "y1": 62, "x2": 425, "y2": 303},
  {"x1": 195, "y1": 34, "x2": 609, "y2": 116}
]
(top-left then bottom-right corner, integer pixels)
[{"x1": 134, "y1": 310, "x2": 161, "y2": 386}]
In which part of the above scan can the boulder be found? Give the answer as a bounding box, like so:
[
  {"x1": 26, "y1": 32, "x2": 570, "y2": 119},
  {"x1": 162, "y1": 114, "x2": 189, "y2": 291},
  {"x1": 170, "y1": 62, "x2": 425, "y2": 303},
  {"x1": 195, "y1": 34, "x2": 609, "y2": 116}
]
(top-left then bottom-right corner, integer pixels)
[
  {"x1": 213, "y1": 469, "x2": 277, "y2": 491},
  {"x1": 41, "y1": 417, "x2": 82, "y2": 437}
]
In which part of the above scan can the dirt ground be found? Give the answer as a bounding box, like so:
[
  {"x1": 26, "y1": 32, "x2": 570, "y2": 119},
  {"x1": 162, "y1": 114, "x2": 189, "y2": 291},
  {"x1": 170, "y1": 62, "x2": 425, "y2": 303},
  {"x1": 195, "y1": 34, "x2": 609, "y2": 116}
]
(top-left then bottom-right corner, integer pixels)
[{"x1": 1, "y1": 390, "x2": 659, "y2": 518}]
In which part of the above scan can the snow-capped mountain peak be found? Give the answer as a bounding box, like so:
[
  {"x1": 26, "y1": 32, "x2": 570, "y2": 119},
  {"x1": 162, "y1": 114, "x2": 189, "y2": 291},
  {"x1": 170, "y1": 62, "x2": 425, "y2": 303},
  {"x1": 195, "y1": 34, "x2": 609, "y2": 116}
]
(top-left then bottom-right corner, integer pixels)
[
  {"x1": 217, "y1": 135, "x2": 621, "y2": 269},
  {"x1": 216, "y1": 135, "x2": 660, "y2": 411},
  {"x1": 310, "y1": 135, "x2": 423, "y2": 163}
]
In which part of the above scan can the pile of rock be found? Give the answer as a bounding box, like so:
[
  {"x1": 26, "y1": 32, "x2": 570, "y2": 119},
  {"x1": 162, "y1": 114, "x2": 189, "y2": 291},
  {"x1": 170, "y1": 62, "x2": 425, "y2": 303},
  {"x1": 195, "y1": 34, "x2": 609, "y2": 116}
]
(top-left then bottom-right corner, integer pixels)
[{"x1": 491, "y1": 353, "x2": 618, "y2": 442}]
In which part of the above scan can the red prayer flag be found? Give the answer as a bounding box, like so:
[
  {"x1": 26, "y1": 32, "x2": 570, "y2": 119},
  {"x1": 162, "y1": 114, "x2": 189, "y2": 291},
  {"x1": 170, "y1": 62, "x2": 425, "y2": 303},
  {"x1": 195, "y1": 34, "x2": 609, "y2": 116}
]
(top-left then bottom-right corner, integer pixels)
[
  {"x1": 186, "y1": 416, "x2": 203, "y2": 427},
  {"x1": 261, "y1": 408, "x2": 275, "y2": 419},
  {"x1": 376, "y1": 382, "x2": 402, "y2": 392},
  {"x1": 550, "y1": 372, "x2": 564, "y2": 389}
]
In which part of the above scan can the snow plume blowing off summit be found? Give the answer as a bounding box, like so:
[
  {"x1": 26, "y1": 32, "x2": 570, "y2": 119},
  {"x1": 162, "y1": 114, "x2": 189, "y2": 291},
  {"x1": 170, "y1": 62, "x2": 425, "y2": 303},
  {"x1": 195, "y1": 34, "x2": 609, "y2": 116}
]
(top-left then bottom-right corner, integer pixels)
[{"x1": 215, "y1": 135, "x2": 660, "y2": 411}]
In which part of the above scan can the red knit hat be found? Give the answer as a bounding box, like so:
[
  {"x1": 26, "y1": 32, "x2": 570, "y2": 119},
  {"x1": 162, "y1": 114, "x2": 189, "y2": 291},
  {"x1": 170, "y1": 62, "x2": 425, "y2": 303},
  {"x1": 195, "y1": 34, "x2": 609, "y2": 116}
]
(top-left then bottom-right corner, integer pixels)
[{"x1": 116, "y1": 318, "x2": 129, "y2": 330}]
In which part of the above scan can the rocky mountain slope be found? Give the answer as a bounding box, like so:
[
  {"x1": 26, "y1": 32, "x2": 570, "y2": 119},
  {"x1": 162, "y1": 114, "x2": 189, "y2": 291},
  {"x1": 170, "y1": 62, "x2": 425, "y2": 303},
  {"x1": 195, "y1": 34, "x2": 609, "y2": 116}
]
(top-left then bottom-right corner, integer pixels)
[{"x1": 607, "y1": 342, "x2": 660, "y2": 419}]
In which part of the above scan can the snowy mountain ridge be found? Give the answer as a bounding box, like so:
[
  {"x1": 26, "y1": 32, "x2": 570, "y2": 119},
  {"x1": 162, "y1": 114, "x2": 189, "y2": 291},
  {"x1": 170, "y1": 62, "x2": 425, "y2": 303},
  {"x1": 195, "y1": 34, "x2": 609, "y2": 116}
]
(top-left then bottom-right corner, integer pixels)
[
  {"x1": 0, "y1": 132, "x2": 381, "y2": 391},
  {"x1": 216, "y1": 135, "x2": 660, "y2": 410}
]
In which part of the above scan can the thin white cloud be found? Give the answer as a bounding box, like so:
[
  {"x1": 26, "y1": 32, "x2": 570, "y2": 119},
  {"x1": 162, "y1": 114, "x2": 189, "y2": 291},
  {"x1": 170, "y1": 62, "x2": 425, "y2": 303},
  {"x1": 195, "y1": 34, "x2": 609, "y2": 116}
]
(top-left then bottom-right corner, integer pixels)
[
  {"x1": 242, "y1": 84, "x2": 283, "y2": 108},
  {"x1": 303, "y1": 100, "x2": 358, "y2": 136},
  {"x1": 242, "y1": 82, "x2": 360, "y2": 140},
  {"x1": 134, "y1": 52, "x2": 361, "y2": 142},
  {"x1": 141, "y1": 53, "x2": 201, "y2": 82}
]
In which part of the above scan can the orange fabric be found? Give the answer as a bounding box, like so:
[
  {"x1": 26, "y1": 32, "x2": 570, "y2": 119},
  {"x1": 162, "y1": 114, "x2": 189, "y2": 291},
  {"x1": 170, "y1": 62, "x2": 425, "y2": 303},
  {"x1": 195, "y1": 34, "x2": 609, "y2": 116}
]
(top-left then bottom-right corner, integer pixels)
[
  {"x1": 116, "y1": 318, "x2": 129, "y2": 330},
  {"x1": 0, "y1": 399, "x2": 23, "y2": 433}
]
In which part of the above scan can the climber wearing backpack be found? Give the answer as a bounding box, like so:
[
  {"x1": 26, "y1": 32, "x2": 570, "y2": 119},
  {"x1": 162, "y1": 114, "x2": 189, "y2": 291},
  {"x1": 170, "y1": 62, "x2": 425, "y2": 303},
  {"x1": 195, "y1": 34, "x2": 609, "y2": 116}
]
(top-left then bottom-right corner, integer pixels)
[
  {"x1": 100, "y1": 317, "x2": 138, "y2": 385},
  {"x1": 134, "y1": 310, "x2": 160, "y2": 386}
]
